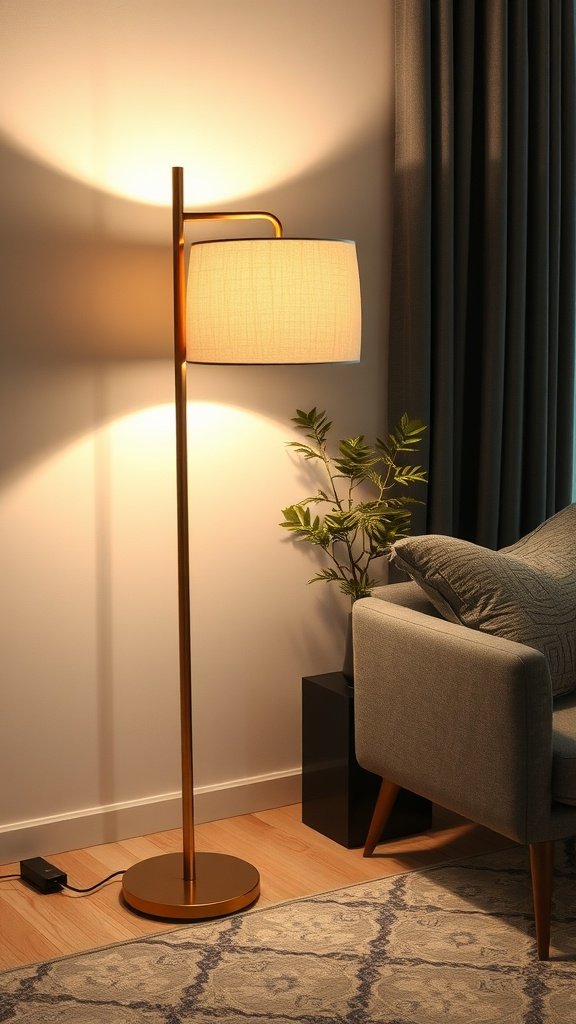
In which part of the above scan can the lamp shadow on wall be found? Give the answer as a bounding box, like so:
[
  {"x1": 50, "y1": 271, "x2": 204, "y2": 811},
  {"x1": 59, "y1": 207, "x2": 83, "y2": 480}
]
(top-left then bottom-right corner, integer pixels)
[
  {"x1": 0, "y1": 137, "x2": 171, "y2": 483},
  {"x1": 0, "y1": 127, "x2": 389, "y2": 480}
]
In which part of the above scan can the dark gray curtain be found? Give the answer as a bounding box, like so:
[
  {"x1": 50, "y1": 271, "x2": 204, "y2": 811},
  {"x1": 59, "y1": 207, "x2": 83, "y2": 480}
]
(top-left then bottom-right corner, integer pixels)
[{"x1": 389, "y1": 0, "x2": 576, "y2": 548}]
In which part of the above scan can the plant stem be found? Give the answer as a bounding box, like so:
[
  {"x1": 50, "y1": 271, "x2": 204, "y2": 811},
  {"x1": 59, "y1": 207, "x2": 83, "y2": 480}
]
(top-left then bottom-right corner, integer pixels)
[{"x1": 317, "y1": 442, "x2": 361, "y2": 588}]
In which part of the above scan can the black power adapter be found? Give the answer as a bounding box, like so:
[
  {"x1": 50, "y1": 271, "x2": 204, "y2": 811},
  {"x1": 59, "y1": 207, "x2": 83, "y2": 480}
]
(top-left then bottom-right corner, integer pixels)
[{"x1": 20, "y1": 857, "x2": 67, "y2": 894}]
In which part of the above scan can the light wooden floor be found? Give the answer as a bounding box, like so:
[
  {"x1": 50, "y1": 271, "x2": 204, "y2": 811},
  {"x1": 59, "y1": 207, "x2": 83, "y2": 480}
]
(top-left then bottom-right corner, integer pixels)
[{"x1": 0, "y1": 803, "x2": 515, "y2": 971}]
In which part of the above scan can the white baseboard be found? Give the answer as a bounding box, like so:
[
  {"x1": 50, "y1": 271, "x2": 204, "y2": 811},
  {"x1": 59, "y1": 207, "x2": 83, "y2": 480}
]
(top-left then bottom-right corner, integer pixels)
[{"x1": 0, "y1": 768, "x2": 302, "y2": 864}]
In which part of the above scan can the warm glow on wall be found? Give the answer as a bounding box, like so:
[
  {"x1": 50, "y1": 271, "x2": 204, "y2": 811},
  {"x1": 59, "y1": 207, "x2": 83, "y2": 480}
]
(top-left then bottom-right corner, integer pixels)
[
  {"x1": 187, "y1": 401, "x2": 273, "y2": 443},
  {"x1": 105, "y1": 403, "x2": 175, "y2": 469},
  {"x1": 0, "y1": 0, "x2": 387, "y2": 206}
]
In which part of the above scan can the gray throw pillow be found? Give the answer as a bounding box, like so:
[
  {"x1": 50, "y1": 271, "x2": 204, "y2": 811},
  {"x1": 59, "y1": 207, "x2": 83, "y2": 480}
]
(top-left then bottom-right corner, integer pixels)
[{"x1": 390, "y1": 504, "x2": 576, "y2": 697}]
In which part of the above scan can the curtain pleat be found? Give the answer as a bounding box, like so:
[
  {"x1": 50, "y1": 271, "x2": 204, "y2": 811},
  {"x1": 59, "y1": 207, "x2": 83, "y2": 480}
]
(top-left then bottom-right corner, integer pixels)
[{"x1": 389, "y1": 0, "x2": 576, "y2": 548}]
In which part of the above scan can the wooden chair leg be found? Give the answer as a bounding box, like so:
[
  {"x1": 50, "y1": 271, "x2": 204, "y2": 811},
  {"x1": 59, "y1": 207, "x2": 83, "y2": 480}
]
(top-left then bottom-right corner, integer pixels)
[
  {"x1": 363, "y1": 778, "x2": 400, "y2": 857},
  {"x1": 529, "y1": 840, "x2": 554, "y2": 961}
]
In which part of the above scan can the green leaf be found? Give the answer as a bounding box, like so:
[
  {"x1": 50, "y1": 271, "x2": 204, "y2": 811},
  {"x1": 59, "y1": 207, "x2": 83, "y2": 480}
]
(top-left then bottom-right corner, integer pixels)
[
  {"x1": 376, "y1": 414, "x2": 427, "y2": 458},
  {"x1": 323, "y1": 509, "x2": 359, "y2": 535},
  {"x1": 279, "y1": 503, "x2": 311, "y2": 531},
  {"x1": 339, "y1": 578, "x2": 376, "y2": 601},
  {"x1": 291, "y1": 408, "x2": 332, "y2": 446},
  {"x1": 333, "y1": 436, "x2": 379, "y2": 479},
  {"x1": 286, "y1": 441, "x2": 322, "y2": 461},
  {"x1": 393, "y1": 464, "x2": 428, "y2": 486},
  {"x1": 365, "y1": 470, "x2": 385, "y2": 491},
  {"x1": 309, "y1": 568, "x2": 341, "y2": 584},
  {"x1": 297, "y1": 494, "x2": 331, "y2": 506}
]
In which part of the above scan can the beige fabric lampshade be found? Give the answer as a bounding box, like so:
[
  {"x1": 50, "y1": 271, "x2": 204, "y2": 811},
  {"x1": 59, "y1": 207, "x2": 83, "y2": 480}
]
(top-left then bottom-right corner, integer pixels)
[{"x1": 185, "y1": 238, "x2": 361, "y2": 364}]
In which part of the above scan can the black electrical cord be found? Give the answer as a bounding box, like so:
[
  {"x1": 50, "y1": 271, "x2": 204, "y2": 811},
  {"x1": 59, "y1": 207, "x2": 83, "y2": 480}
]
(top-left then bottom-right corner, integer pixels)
[
  {"x1": 0, "y1": 869, "x2": 125, "y2": 891},
  {"x1": 60, "y1": 870, "x2": 125, "y2": 893}
]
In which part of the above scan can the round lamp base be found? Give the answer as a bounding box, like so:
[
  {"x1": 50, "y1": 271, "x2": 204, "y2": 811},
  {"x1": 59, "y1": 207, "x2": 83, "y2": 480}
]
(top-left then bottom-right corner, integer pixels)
[{"x1": 121, "y1": 851, "x2": 260, "y2": 920}]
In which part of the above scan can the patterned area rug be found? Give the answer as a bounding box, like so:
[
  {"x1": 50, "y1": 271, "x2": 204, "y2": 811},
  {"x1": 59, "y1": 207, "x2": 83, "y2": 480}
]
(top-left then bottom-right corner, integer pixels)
[{"x1": 1, "y1": 842, "x2": 576, "y2": 1023}]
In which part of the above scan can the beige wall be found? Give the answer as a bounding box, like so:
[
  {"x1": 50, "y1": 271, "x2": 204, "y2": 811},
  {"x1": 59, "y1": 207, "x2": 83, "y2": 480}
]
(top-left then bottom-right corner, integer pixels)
[{"x1": 0, "y1": 0, "x2": 394, "y2": 859}]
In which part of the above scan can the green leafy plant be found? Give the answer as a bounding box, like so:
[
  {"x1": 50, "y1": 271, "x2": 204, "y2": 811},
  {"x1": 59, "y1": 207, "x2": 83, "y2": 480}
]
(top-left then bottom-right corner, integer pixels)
[{"x1": 280, "y1": 408, "x2": 427, "y2": 602}]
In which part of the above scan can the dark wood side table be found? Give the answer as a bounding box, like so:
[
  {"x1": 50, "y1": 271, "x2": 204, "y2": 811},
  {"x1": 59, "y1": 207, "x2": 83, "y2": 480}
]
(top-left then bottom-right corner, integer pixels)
[{"x1": 302, "y1": 672, "x2": 432, "y2": 848}]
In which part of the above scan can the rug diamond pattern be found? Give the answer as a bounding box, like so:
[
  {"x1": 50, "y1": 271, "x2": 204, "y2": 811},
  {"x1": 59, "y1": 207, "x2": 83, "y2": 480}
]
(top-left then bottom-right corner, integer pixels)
[{"x1": 1, "y1": 841, "x2": 576, "y2": 1023}]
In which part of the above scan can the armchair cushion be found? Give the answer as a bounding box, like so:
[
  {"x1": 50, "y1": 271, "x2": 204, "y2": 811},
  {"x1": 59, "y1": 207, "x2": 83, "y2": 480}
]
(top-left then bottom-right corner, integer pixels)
[{"x1": 389, "y1": 504, "x2": 576, "y2": 697}]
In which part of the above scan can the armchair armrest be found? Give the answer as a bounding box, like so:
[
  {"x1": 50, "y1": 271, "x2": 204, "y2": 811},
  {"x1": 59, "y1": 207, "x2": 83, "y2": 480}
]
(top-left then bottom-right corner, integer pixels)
[{"x1": 352, "y1": 595, "x2": 554, "y2": 843}]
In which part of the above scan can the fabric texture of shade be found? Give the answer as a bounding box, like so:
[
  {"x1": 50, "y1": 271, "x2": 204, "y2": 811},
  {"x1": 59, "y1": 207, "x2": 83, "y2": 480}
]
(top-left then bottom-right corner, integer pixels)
[{"x1": 186, "y1": 238, "x2": 361, "y2": 365}]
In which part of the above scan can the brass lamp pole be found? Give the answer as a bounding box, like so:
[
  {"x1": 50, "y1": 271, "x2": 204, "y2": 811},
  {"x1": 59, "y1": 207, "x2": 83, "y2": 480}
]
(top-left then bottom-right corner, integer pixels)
[{"x1": 121, "y1": 167, "x2": 361, "y2": 920}]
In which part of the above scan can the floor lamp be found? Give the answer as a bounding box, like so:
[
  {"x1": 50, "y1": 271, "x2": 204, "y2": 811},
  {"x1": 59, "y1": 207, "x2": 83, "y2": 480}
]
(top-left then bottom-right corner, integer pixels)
[{"x1": 121, "y1": 167, "x2": 361, "y2": 920}]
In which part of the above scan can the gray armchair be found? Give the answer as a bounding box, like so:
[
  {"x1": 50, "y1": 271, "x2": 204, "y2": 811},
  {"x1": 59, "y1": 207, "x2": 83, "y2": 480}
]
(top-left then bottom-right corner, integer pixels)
[{"x1": 352, "y1": 580, "x2": 576, "y2": 961}]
